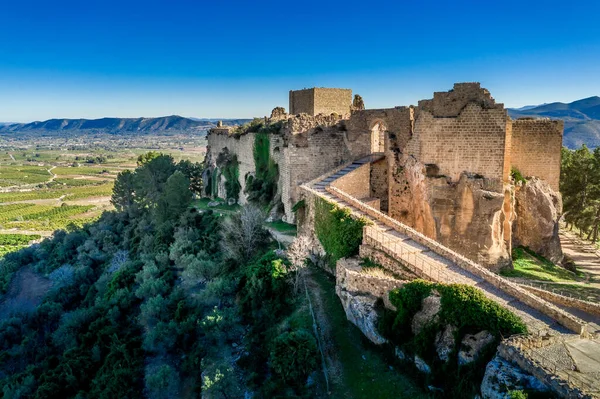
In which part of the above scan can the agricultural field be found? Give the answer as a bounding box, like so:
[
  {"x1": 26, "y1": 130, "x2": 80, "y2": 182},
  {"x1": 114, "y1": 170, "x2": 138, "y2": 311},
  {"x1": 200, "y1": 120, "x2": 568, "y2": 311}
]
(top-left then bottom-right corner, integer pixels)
[{"x1": 0, "y1": 133, "x2": 207, "y2": 257}]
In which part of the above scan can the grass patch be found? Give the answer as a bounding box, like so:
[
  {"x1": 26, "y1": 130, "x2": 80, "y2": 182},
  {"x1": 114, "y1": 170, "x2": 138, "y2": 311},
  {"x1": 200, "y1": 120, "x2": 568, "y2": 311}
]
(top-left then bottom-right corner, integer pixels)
[
  {"x1": 528, "y1": 282, "x2": 600, "y2": 302},
  {"x1": 310, "y1": 267, "x2": 429, "y2": 399},
  {"x1": 502, "y1": 247, "x2": 583, "y2": 282},
  {"x1": 265, "y1": 220, "x2": 297, "y2": 235}
]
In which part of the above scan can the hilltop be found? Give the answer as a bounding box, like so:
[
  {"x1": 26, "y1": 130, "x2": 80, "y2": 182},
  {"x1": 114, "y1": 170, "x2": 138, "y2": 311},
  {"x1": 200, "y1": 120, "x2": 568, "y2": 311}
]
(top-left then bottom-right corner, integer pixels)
[
  {"x1": 0, "y1": 115, "x2": 251, "y2": 137},
  {"x1": 508, "y1": 96, "x2": 600, "y2": 148}
]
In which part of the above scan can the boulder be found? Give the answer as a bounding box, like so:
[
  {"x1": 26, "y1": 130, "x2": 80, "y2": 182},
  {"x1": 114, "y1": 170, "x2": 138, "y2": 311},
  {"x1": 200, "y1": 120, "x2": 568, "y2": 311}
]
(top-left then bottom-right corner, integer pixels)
[
  {"x1": 227, "y1": 198, "x2": 237, "y2": 206},
  {"x1": 337, "y1": 290, "x2": 387, "y2": 345},
  {"x1": 394, "y1": 346, "x2": 407, "y2": 361},
  {"x1": 513, "y1": 177, "x2": 563, "y2": 263},
  {"x1": 480, "y1": 355, "x2": 547, "y2": 399},
  {"x1": 411, "y1": 293, "x2": 441, "y2": 335},
  {"x1": 414, "y1": 355, "x2": 431, "y2": 374},
  {"x1": 458, "y1": 330, "x2": 495, "y2": 366},
  {"x1": 435, "y1": 325, "x2": 457, "y2": 362}
]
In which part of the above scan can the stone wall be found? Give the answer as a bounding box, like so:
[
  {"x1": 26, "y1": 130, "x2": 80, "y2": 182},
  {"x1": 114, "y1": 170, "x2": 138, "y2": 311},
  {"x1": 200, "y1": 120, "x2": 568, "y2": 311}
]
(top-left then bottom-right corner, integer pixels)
[
  {"x1": 370, "y1": 158, "x2": 388, "y2": 212},
  {"x1": 289, "y1": 88, "x2": 352, "y2": 116},
  {"x1": 330, "y1": 162, "x2": 371, "y2": 200},
  {"x1": 511, "y1": 119, "x2": 563, "y2": 191},
  {"x1": 336, "y1": 257, "x2": 407, "y2": 310},
  {"x1": 407, "y1": 103, "x2": 508, "y2": 185},
  {"x1": 205, "y1": 131, "x2": 256, "y2": 204}
]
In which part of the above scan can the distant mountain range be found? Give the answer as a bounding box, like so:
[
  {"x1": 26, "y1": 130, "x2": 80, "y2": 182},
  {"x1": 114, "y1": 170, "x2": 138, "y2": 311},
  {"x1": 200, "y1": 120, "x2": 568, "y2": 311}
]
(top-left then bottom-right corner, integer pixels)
[
  {"x1": 0, "y1": 116, "x2": 251, "y2": 136},
  {"x1": 508, "y1": 96, "x2": 600, "y2": 149}
]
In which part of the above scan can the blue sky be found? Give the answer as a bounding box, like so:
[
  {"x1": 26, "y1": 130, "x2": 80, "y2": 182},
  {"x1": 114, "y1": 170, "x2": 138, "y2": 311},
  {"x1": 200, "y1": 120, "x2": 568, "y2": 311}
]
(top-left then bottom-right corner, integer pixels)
[{"x1": 1, "y1": 0, "x2": 600, "y2": 122}]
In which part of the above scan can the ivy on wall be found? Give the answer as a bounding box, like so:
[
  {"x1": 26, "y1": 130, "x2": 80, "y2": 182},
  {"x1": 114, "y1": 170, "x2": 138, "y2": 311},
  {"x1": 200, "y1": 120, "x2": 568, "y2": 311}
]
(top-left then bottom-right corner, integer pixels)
[
  {"x1": 246, "y1": 132, "x2": 279, "y2": 205},
  {"x1": 221, "y1": 155, "x2": 241, "y2": 201},
  {"x1": 314, "y1": 197, "x2": 369, "y2": 269}
]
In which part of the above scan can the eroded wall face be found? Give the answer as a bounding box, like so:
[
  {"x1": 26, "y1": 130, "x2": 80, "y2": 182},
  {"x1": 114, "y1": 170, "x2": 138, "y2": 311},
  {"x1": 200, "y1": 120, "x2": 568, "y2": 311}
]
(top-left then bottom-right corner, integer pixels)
[
  {"x1": 289, "y1": 89, "x2": 315, "y2": 115},
  {"x1": 511, "y1": 120, "x2": 563, "y2": 191},
  {"x1": 205, "y1": 132, "x2": 256, "y2": 204},
  {"x1": 407, "y1": 104, "x2": 508, "y2": 186}
]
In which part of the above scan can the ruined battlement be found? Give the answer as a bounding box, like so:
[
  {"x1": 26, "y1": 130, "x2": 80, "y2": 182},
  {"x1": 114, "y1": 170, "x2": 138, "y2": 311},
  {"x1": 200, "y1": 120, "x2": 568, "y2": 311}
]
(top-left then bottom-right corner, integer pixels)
[
  {"x1": 418, "y1": 82, "x2": 504, "y2": 117},
  {"x1": 289, "y1": 87, "x2": 352, "y2": 117}
]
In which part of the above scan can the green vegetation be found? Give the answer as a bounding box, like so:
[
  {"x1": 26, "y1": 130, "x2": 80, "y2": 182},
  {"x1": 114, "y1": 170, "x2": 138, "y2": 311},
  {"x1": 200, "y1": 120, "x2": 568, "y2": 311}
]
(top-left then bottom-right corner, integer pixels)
[
  {"x1": 314, "y1": 197, "x2": 369, "y2": 268},
  {"x1": 510, "y1": 167, "x2": 527, "y2": 184},
  {"x1": 310, "y1": 269, "x2": 429, "y2": 399},
  {"x1": 246, "y1": 132, "x2": 279, "y2": 205},
  {"x1": 215, "y1": 150, "x2": 241, "y2": 201},
  {"x1": 0, "y1": 234, "x2": 41, "y2": 258},
  {"x1": 561, "y1": 145, "x2": 600, "y2": 241},
  {"x1": 192, "y1": 198, "x2": 241, "y2": 214},
  {"x1": 0, "y1": 182, "x2": 114, "y2": 203},
  {"x1": 265, "y1": 220, "x2": 297, "y2": 235},
  {"x1": 502, "y1": 246, "x2": 583, "y2": 282},
  {"x1": 0, "y1": 165, "x2": 51, "y2": 187},
  {"x1": 0, "y1": 154, "x2": 323, "y2": 398},
  {"x1": 379, "y1": 280, "x2": 527, "y2": 398}
]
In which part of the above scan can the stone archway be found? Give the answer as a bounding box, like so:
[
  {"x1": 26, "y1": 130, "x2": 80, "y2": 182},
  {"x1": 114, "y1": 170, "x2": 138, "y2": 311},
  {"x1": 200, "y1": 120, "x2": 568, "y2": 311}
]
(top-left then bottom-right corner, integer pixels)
[{"x1": 370, "y1": 120, "x2": 386, "y2": 153}]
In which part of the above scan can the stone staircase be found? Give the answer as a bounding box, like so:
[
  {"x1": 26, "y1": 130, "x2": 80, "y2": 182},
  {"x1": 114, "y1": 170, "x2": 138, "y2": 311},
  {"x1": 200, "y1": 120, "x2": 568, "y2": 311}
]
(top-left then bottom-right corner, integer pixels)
[{"x1": 303, "y1": 155, "x2": 592, "y2": 336}]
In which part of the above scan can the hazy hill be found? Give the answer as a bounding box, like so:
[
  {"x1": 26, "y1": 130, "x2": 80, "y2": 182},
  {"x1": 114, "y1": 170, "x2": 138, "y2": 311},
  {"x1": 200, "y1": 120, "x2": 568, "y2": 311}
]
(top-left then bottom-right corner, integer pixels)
[
  {"x1": 508, "y1": 96, "x2": 600, "y2": 149},
  {"x1": 0, "y1": 115, "x2": 251, "y2": 136}
]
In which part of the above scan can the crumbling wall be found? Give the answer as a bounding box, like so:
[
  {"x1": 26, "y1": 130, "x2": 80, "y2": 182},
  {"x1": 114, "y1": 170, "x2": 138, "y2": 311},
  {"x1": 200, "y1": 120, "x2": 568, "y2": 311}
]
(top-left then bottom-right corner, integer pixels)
[
  {"x1": 407, "y1": 103, "x2": 508, "y2": 185},
  {"x1": 511, "y1": 119, "x2": 563, "y2": 191},
  {"x1": 205, "y1": 131, "x2": 255, "y2": 203}
]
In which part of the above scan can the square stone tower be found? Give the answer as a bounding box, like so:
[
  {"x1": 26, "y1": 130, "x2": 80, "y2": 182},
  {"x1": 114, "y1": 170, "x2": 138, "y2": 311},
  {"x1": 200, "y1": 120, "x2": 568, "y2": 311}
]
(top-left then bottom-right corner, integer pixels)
[{"x1": 289, "y1": 87, "x2": 352, "y2": 116}]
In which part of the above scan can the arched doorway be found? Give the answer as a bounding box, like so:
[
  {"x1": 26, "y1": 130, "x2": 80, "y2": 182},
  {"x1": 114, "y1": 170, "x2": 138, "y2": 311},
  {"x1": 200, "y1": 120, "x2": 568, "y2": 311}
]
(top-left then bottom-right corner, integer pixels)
[{"x1": 370, "y1": 121, "x2": 386, "y2": 153}]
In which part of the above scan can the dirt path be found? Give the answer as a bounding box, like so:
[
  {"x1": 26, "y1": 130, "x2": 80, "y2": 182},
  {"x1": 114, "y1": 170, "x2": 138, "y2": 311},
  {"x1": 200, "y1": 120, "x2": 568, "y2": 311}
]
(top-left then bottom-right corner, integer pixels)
[
  {"x1": 560, "y1": 230, "x2": 600, "y2": 284},
  {"x1": 47, "y1": 165, "x2": 57, "y2": 183}
]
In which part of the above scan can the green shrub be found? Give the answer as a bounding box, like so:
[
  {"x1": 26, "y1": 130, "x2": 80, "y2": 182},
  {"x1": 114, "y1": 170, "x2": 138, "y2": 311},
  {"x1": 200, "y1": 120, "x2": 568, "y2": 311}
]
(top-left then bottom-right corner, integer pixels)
[
  {"x1": 239, "y1": 251, "x2": 291, "y2": 324},
  {"x1": 269, "y1": 329, "x2": 318, "y2": 386},
  {"x1": 314, "y1": 197, "x2": 369, "y2": 268},
  {"x1": 511, "y1": 167, "x2": 527, "y2": 184},
  {"x1": 508, "y1": 390, "x2": 528, "y2": 399}
]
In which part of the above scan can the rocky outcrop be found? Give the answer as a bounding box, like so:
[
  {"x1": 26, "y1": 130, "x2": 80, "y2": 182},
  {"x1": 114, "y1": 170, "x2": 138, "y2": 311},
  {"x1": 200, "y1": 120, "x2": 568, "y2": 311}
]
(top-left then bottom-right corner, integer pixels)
[
  {"x1": 480, "y1": 355, "x2": 547, "y2": 399},
  {"x1": 458, "y1": 330, "x2": 495, "y2": 365},
  {"x1": 336, "y1": 290, "x2": 387, "y2": 345},
  {"x1": 414, "y1": 355, "x2": 431, "y2": 374},
  {"x1": 389, "y1": 154, "x2": 511, "y2": 271},
  {"x1": 435, "y1": 325, "x2": 457, "y2": 362},
  {"x1": 411, "y1": 293, "x2": 441, "y2": 335},
  {"x1": 513, "y1": 178, "x2": 563, "y2": 263}
]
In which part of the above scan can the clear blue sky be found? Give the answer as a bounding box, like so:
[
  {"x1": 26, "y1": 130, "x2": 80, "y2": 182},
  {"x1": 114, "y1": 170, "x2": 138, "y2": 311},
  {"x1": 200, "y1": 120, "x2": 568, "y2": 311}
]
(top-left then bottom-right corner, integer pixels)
[{"x1": 1, "y1": 0, "x2": 600, "y2": 122}]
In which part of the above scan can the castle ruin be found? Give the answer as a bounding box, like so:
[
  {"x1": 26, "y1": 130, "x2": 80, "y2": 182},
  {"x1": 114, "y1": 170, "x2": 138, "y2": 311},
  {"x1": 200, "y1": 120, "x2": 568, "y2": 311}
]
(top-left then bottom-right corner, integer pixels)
[{"x1": 204, "y1": 83, "x2": 564, "y2": 271}]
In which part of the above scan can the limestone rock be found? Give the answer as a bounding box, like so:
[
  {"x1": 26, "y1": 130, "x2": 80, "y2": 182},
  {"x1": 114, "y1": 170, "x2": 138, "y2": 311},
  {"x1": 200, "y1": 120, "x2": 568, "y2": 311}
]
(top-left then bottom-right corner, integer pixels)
[
  {"x1": 411, "y1": 294, "x2": 441, "y2": 335},
  {"x1": 480, "y1": 355, "x2": 547, "y2": 399},
  {"x1": 337, "y1": 290, "x2": 387, "y2": 345},
  {"x1": 227, "y1": 198, "x2": 237, "y2": 206},
  {"x1": 270, "y1": 107, "x2": 287, "y2": 120},
  {"x1": 395, "y1": 346, "x2": 407, "y2": 361},
  {"x1": 458, "y1": 330, "x2": 495, "y2": 366},
  {"x1": 435, "y1": 325, "x2": 457, "y2": 362},
  {"x1": 414, "y1": 355, "x2": 431, "y2": 374},
  {"x1": 207, "y1": 201, "x2": 220, "y2": 207},
  {"x1": 513, "y1": 177, "x2": 563, "y2": 263}
]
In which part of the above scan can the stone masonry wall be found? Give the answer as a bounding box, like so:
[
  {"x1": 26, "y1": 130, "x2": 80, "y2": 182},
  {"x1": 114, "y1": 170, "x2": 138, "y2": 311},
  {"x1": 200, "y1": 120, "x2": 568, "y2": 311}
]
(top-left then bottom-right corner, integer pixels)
[
  {"x1": 279, "y1": 129, "x2": 353, "y2": 222},
  {"x1": 511, "y1": 119, "x2": 563, "y2": 191},
  {"x1": 407, "y1": 103, "x2": 508, "y2": 185},
  {"x1": 370, "y1": 158, "x2": 388, "y2": 212},
  {"x1": 289, "y1": 88, "x2": 352, "y2": 116},
  {"x1": 205, "y1": 131, "x2": 255, "y2": 204},
  {"x1": 330, "y1": 162, "x2": 371, "y2": 200}
]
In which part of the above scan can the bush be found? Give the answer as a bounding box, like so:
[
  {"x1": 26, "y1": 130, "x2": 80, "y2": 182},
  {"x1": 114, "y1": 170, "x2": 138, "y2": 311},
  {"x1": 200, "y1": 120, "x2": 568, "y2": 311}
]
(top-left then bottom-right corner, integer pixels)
[
  {"x1": 314, "y1": 197, "x2": 369, "y2": 268},
  {"x1": 269, "y1": 329, "x2": 318, "y2": 386}
]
